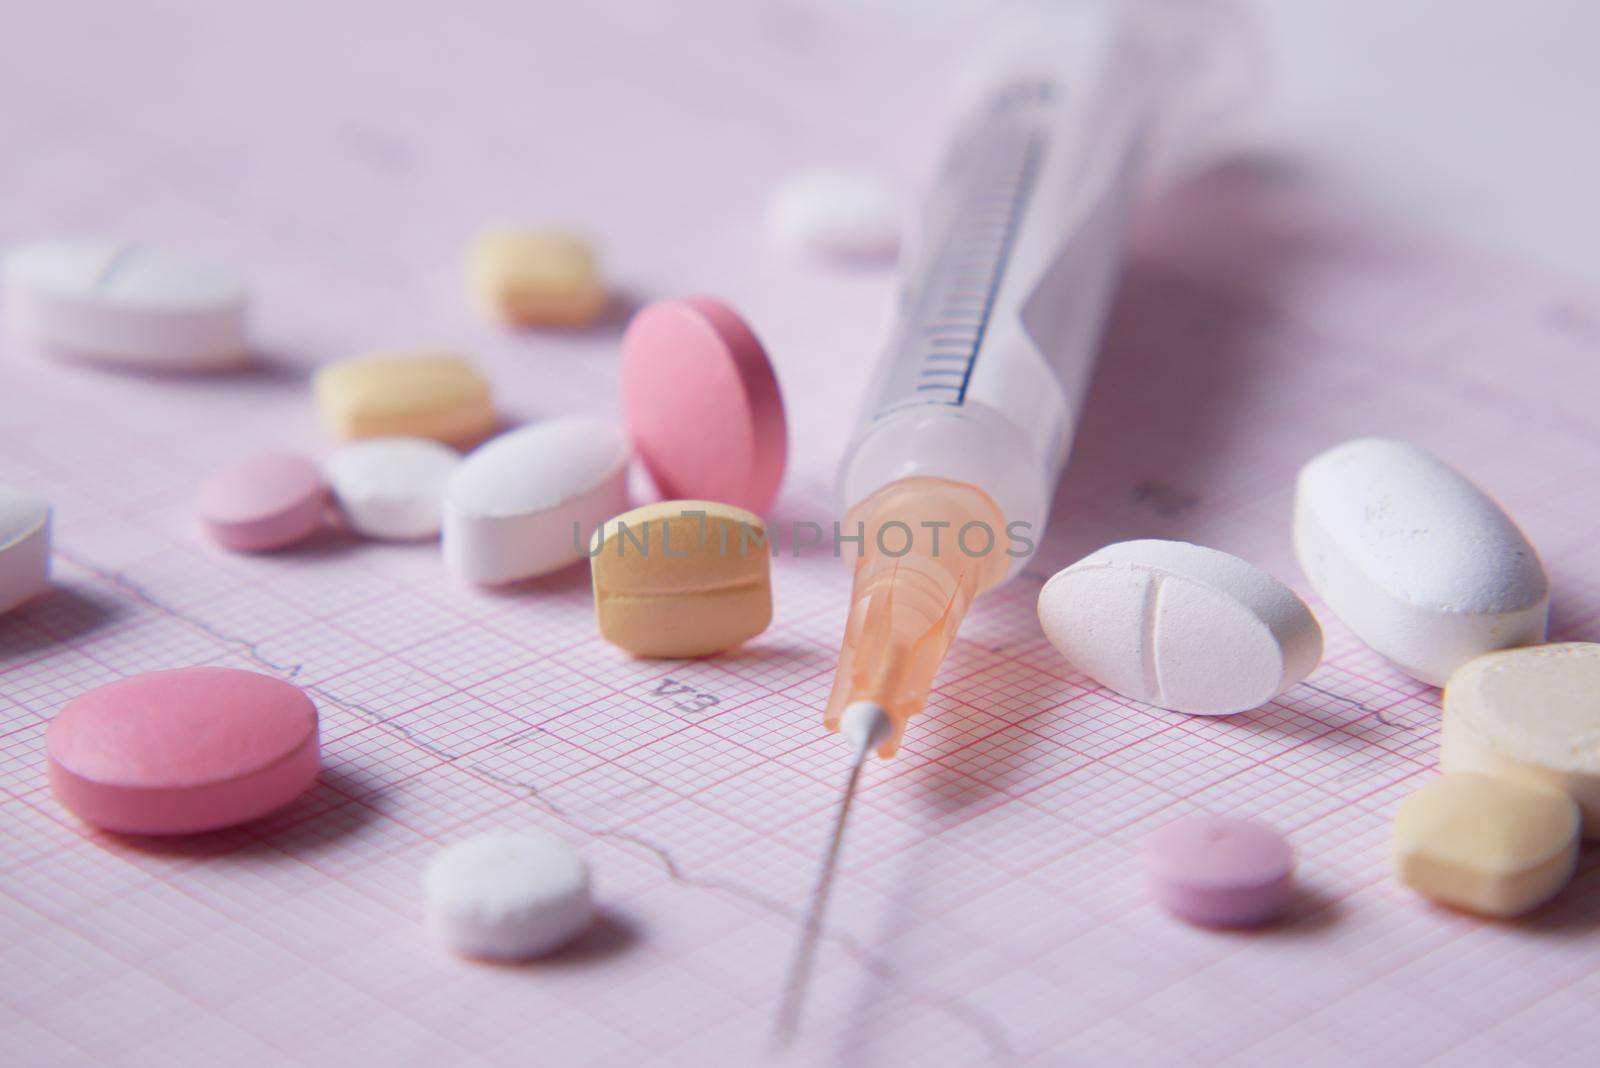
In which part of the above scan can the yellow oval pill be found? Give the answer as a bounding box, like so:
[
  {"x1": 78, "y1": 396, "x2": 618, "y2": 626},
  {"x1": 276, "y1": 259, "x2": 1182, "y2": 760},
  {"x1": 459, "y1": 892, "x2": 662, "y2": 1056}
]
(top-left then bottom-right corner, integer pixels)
[
  {"x1": 313, "y1": 350, "x2": 496, "y2": 445},
  {"x1": 590, "y1": 500, "x2": 772, "y2": 658},
  {"x1": 1391, "y1": 772, "x2": 1578, "y2": 917},
  {"x1": 470, "y1": 228, "x2": 606, "y2": 328}
]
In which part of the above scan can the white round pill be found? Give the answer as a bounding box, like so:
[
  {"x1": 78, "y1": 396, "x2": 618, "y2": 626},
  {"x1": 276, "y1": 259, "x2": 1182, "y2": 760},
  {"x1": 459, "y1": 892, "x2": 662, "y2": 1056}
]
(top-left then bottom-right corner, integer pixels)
[
  {"x1": 326, "y1": 437, "x2": 459, "y2": 541},
  {"x1": 1038, "y1": 539, "x2": 1323, "y2": 716},
  {"x1": 443, "y1": 417, "x2": 630, "y2": 584},
  {"x1": 3, "y1": 239, "x2": 248, "y2": 370},
  {"x1": 767, "y1": 168, "x2": 901, "y2": 262},
  {"x1": 424, "y1": 829, "x2": 593, "y2": 961}
]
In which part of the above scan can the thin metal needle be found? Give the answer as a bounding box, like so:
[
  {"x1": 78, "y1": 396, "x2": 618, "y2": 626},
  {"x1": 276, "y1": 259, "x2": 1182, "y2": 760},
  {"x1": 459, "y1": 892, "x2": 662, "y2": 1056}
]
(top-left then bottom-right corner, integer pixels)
[{"x1": 774, "y1": 702, "x2": 891, "y2": 1047}]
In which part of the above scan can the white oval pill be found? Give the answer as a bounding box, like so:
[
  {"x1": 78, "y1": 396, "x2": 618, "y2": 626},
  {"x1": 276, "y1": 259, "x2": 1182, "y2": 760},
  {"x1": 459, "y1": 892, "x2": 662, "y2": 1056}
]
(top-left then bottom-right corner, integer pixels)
[
  {"x1": 1, "y1": 488, "x2": 51, "y2": 615},
  {"x1": 443, "y1": 418, "x2": 629, "y2": 584},
  {"x1": 424, "y1": 829, "x2": 593, "y2": 961},
  {"x1": 1293, "y1": 438, "x2": 1548, "y2": 686},
  {"x1": 326, "y1": 437, "x2": 459, "y2": 541},
  {"x1": 767, "y1": 168, "x2": 900, "y2": 262},
  {"x1": 1038, "y1": 539, "x2": 1322, "y2": 715},
  {"x1": 3, "y1": 239, "x2": 248, "y2": 370}
]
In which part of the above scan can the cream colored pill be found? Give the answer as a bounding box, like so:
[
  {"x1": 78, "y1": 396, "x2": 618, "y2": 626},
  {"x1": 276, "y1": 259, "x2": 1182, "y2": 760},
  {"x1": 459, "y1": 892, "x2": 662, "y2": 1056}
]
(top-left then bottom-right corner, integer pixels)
[
  {"x1": 469, "y1": 228, "x2": 605, "y2": 328},
  {"x1": 325, "y1": 437, "x2": 460, "y2": 541},
  {"x1": 444, "y1": 418, "x2": 630, "y2": 585},
  {"x1": 1294, "y1": 437, "x2": 1549, "y2": 686},
  {"x1": 1391, "y1": 772, "x2": 1578, "y2": 917},
  {"x1": 1442, "y1": 642, "x2": 1600, "y2": 838},
  {"x1": 1038, "y1": 540, "x2": 1322, "y2": 715},
  {"x1": 590, "y1": 500, "x2": 772, "y2": 658},
  {"x1": 0, "y1": 489, "x2": 51, "y2": 614},
  {"x1": 313, "y1": 350, "x2": 496, "y2": 445},
  {"x1": 3, "y1": 239, "x2": 248, "y2": 370}
]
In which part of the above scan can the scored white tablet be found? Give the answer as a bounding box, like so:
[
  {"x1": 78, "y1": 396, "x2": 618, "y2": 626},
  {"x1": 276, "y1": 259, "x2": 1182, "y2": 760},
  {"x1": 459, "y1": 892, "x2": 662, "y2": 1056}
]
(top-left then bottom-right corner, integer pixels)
[
  {"x1": 1039, "y1": 539, "x2": 1323, "y2": 716},
  {"x1": 3, "y1": 239, "x2": 248, "y2": 370}
]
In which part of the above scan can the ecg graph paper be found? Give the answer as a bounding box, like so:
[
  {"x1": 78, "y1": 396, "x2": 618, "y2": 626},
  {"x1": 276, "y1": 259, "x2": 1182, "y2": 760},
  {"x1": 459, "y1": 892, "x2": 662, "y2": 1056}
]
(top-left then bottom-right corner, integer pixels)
[{"x1": 3, "y1": 2, "x2": 1600, "y2": 1066}]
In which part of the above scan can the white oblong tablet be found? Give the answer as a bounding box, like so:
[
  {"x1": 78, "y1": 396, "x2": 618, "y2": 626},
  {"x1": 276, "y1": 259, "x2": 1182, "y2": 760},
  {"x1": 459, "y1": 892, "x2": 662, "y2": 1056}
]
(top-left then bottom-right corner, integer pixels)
[
  {"x1": 1442, "y1": 642, "x2": 1600, "y2": 838},
  {"x1": 1293, "y1": 438, "x2": 1549, "y2": 686},
  {"x1": 767, "y1": 168, "x2": 900, "y2": 262},
  {"x1": 1, "y1": 489, "x2": 51, "y2": 614},
  {"x1": 1038, "y1": 539, "x2": 1323, "y2": 716},
  {"x1": 425, "y1": 829, "x2": 593, "y2": 960},
  {"x1": 2, "y1": 239, "x2": 248, "y2": 370},
  {"x1": 443, "y1": 417, "x2": 630, "y2": 584},
  {"x1": 326, "y1": 437, "x2": 460, "y2": 541}
]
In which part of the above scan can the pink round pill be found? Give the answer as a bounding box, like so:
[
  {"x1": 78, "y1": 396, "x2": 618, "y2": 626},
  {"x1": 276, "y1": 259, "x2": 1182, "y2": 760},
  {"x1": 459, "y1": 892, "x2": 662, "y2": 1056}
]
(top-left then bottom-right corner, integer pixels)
[
  {"x1": 47, "y1": 667, "x2": 321, "y2": 835},
  {"x1": 196, "y1": 451, "x2": 326, "y2": 551},
  {"x1": 620, "y1": 296, "x2": 787, "y2": 515},
  {"x1": 1145, "y1": 814, "x2": 1294, "y2": 928}
]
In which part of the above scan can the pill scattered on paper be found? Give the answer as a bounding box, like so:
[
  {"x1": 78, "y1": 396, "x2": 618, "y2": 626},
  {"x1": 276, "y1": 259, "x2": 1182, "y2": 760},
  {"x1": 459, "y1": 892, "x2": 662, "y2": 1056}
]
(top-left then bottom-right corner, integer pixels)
[
  {"x1": 1391, "y1": 772, "x2": 1578, "y2": 917},
  {"x1": 47, "y1": 668, "x2": 321, "y2": 835},
  {"x1": 1038, "y1": 539, "x2": 1322, "y2": 716},
  {"x1": 591, "y1": 500, "x2": 773, "y2": 658},
  {"x1": 1441, "y1": 642, "x2": 1600, "y2": 838},
  {"x1": 620, "y1": 297, "x2": 787, "y2": 515},
  {"x1": 1145, "y1": 814, "x2": 1295, "y2": 927},
  {"x1": 196, "y1": 451, "x2": 327, "y2": 553},
  {"x1": 425, "y1": 829, "x2": 594, "y2": 961},
  {"x1": 443, "y1": 417, "x2": 630, "y2": 585},
  {"x1": 314, "y1": 350, "x2": 497, "y2": 445},
  {"x1": 469, "y1": 227, "x2": 606, "y2": 328},
  {"x1": 326, "y1": 436, "x2": 460, "y2": 541},
  {"x1": 3, "y1": 239, "x2": 248, "y2": 370},
  {"x1": 768, "y1": 168, "x2": 901, "y2": 262},
  {"x1": 1294, "y1": 437, "x2": 1549, "y2": 686},
  {"x1": 0, "y1": 489, "x2": 51, "y2": 615}
]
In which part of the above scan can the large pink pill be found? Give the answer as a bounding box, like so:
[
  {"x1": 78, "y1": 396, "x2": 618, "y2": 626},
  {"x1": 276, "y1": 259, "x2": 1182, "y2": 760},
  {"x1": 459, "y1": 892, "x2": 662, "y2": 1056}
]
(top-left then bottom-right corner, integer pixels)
[
  {"x1": 1145, "y1": 815, "x2": 1295, "y2": 928},
  {"x1": 620, "y1": 296, "x2": 787, "y2": 515},
  {"x1": 47, "y1": 667, "x2": 320, "y2": 835},
  {"x1": 196, "y1": 451, "x2": 326, "y2": 551}
]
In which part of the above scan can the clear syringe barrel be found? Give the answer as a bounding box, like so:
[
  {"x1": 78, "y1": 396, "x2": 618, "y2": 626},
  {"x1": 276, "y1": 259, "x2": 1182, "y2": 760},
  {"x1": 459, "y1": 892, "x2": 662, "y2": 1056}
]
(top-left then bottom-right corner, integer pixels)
[
  {"x1": 827, "y1": 2, "x2": 1183, "y2": 753},
  {"x1": 837, "y1": 4, "x2": 1165, "y2": 574}
]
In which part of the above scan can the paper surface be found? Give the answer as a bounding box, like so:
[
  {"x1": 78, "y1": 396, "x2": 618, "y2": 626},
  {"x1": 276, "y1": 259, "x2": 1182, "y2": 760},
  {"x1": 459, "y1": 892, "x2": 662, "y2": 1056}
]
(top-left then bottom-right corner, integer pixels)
[{"x1": 4, "y1": 2, "x2": 1600, "y2": 1064}]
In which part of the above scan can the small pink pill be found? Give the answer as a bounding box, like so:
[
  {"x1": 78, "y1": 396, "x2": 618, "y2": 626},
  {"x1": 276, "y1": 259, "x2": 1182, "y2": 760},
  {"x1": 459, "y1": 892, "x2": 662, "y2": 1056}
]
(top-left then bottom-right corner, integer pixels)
[
  {"x1": 620, "y1": 296, "x2": 787, "y2": 515},
  {"x1": 1145, "y1": 814, "x2": 1294, "y2": 928},
  {"x1": 47, "y1": 667, "x2": 321, "y2": 835},
  {"x1": 197, "y1": 451, "x2": 326, "y2": 551}
]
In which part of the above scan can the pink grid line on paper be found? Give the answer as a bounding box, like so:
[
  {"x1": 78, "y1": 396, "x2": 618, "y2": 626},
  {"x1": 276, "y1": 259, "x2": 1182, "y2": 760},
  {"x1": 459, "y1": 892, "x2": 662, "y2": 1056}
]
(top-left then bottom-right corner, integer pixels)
[{"x1": 4, "y1": 2, "x2": 1600, "y2": 1065}]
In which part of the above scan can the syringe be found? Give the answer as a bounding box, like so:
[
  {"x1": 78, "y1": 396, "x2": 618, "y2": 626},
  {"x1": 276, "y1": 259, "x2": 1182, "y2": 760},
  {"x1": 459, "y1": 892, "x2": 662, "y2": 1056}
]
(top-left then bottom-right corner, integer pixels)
[{"x1": 778, "y1": 0, "x2": 1245, "y2": 1038}]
